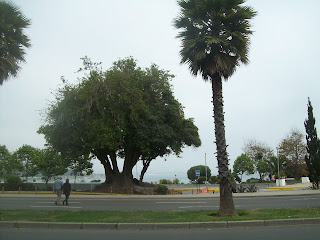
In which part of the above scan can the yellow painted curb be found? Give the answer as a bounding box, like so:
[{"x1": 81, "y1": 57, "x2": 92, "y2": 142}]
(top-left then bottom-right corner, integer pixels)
[
  {"x1": 174, "y1": 188, "x2": 220, "y2": 192},
  {"x1": 266, "y1": 187, "x2": 301, "y2": 190}
]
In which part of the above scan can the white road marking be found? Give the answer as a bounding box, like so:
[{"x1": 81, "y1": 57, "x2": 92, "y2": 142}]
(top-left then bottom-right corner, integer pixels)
[
  {"x1": 156, "y1": 202, "x2": 207, "y2": 204},
  {"x1": 36, "y1": 202, "x2": 81, "y2": 204},
  {"x1": 30, "y1": 206, "x2": 82, "y2": 209},
  {"x1": 291, "y1": 198, "x2": 320, "y2": 201},
  {"x1": 178, "y1": 206, "x2": 217, "y2": 209}
]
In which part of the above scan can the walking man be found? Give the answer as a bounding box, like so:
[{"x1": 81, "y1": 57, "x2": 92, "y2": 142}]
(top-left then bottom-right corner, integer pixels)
[
  {"x1": 54, "y1": 176, "x2": 63, "y2": 206},
  {"x1": 62, "y1": 178, "x2": 72, "y2": 206}
]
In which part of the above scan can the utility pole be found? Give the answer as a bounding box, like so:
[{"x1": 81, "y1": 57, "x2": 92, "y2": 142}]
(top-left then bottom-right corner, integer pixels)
[{"x1": 205, "y1": 153, "x2": 207, "y2": 185}]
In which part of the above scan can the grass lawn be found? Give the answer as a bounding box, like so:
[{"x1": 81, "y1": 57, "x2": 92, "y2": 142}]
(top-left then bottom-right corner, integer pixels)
[{"x1": 1, "y1": 207, "x2": 320, "y2": 223}]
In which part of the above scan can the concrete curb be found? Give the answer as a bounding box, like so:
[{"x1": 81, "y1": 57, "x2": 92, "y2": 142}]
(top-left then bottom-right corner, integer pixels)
[{"x1": 1, "y1": 218, "x2": 320, "y2": 230}]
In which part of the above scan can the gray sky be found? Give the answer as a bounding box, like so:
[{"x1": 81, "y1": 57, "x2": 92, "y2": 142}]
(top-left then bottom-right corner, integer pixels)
[{"x1": 1, "y1": 0, "x2": 320, "y2": 182}]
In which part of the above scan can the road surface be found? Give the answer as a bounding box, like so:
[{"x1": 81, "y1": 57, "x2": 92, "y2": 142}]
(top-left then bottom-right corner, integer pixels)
[{"x1": 1, "y1": 194, "x2": 320, "y2": 210}]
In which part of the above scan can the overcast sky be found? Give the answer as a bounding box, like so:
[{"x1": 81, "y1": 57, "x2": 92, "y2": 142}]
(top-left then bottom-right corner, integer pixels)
[{"x1": 1, "y1": 0, "x2": 320, "y2": 182}]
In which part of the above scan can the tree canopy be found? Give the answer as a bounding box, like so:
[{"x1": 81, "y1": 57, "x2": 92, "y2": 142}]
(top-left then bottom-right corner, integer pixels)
[
  {"x1": 38, "y1": 57, "x2": 201, "y2": 191},
  {"x1": 304, "y1": 98, "x2": 320, "y2": 188},
  {"x1": 187, "y1": 165, "x2": 212, "y2": 182},
  {"x1": 0, "y1": 1, "x2": 31, "y2": 85},
  {"x1": 233, "y1": 154, "x2": 254, "y2": 182},
  {"x1": 278, "y1": 129, "x2": 306, "y2": 179}
]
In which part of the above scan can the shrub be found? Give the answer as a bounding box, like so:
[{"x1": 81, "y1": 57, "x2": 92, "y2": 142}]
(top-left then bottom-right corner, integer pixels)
[
  {"x1": 155, "y1": 184, "x2": 168, "y2": 195},
  {"x1": 3, "y1": 175, "x2": 23, "y2": 191},
  {"x1": 91, "y1": 179, "x2": 101, "y2": 182}
]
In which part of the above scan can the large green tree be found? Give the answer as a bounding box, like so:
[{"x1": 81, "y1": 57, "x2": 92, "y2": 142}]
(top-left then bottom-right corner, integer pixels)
[
  {"x1": 0, "y1": 145, "x2": 23, "y2": 179},
  {"x1": 278, "y1": 129, "x2": 307, "y2": 180},
  {"x1": 187, "y1": 165, "x2": 212, "y2": 182},
  {"x1": 304, "y1": 98, "x2": 320, "y2": 188},
  {"x1": 174, "y1": 0, "x2": 256, "y2": 216},
  {"x1": 38, "y1": 57, "x2": 201, "y2": 192},
  {"x1": 244, "y1": 140, "x2": 274, "y2": 181},
  {"x1": 11, "y1": 144, "x2": 38, "y2": 182},
  {"x1": 0, "y1": 1, "x2": 31, "y2": 85},
  {"x1": 33, "y1": 148, "x2": 68, "y2": 189},
  {"x1": 0, "y1": 145, "x2": 15, "y2": 182},
  {"x1": 233, "y1": 154, "x2": 254, "y2": 182}
]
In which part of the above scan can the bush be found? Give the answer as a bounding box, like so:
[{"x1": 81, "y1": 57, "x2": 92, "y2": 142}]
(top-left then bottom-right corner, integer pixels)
[
  {"x1": 91, "y1": 179, "x2": 101, "y2": 182},
  {"x1": 155, "y1": 184, "x2": 168, "y2": 195},
  {"x1": 3, "y1": 175, "x2": 23, "y2": 191}
]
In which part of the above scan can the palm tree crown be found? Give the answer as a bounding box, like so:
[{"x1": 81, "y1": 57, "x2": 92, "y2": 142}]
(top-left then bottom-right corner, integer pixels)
[
  {"x1": 174, "y1": 0, "x2": 256, "y2": 81},
  {"x1": 0, "y1": 1, "x2": 31, "y2": 85}
]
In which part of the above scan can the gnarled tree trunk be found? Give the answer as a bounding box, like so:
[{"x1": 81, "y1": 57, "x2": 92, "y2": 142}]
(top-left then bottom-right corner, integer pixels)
[{"x1": 211, "y1": 76, "x2": 237, "y2": 216}]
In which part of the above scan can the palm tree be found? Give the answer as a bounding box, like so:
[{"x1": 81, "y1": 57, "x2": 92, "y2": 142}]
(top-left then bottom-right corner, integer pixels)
[
  {"x1": 174, "y1": 0, "x2": 256, "y2": 216},
  {"x1": 0, "y1": 1, "x2": 31, "y2": 85}
]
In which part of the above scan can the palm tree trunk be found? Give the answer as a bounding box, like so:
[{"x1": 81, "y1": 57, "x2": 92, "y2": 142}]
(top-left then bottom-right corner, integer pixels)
[{"x1": 211, "y1": 76, "x2": 237, "y2": 216}]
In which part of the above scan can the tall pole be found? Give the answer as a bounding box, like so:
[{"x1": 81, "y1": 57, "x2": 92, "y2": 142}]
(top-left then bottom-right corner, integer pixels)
[
  {"x1": 277, "y1": 147, "x2": 280, "y2": 186},
  {"x1": 205, "y1": 153, "x2": 207, "y2": 185}
]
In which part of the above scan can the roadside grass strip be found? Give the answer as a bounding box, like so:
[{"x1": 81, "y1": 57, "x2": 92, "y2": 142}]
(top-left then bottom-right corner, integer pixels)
[{"x1": 1, "y1": 207, "x2": 320, "y2": 223}]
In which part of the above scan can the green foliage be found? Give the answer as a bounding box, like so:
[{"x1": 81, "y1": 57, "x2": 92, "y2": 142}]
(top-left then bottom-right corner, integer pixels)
[
  {"x1": 159, "y1": 179, "x2": 172, "y2": 184},
  {"x1": 172, "y1": 178, "x2": 180, "y2": 184},
  {"x1": 304, "y1": 98, "x2": 320, "y2": 188},
  {"x1": 91, "y1": 180, "x2": 101, "y2": 183},
  {"x1": 0, "y1": 1, "x2": 31, "y2": 85},
  {"x1": 68, "y1": 154, "x2": 93, "y2": 178},
  {"x1": 233, "y1": 154, "x2": 255, "y2": 182},
  {"x1": 187, "y1": 165, "x2": 211, "y2": 182},
  {"x1": 197, "y1": 176, "x2": 207, "y2": 184},
  {"x1": 244, "y1": 140, "x2": 275, "y2": 181},
  {"x1": 33, "y1": 149, "x2": 68, "y2": 184},
  {"x1": 209, "y1": 176, "x2": 219, "y2": 184},
  {"x1": 2, "y1": 174, "x2": 33, "y2": 191},
  {"x1": 11, "y1": 145, "x2": 39, "y2": 181},
  {"x1": 154, "y1": 184, "x2": 168, "y2": 195},
  {"x1": 38, "y1": 57, "x2": 201, "y2": 185},
  {"x1": 174, "y1": 0, "x2": 257, "y2": 80}
]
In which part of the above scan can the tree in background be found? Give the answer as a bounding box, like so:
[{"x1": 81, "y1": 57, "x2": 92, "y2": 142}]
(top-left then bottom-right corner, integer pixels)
[
  {"x1": 244, "y1": 140, "x2": 274, "y2": 181},
  {"x1": 187, "y1": 165, "x2": 211, "y2": 183},
  {"x1": 0, "y1": 1, "x2": 31, "y2": 85},
  {"x1": 278, "y1": 129, "x2": 307, "y2": 180},
  {"x1": 0, "y1": 145, "x2": 14, "y2": 182},
  {"x1": 174, "y1": 0, "x2": 256, "y2": 217},
  {"x1": 38, "y1": 57, "x2": 201, "y2": 193},
  {"x1": 11, "y1": 145, "x2": 38, "y2": 182},
  {"x1": 68, "y1": 154, "x2": 93, "y2": 188},
  {"x1": 233, "y1": 154, "x2": 254, "y2": 182},
  {"x1": 304, "y1": 98, "x2": 320, "y2": 188},
  {"x1": 0, "y1": 145, "x2": 23, "y2": 179},
  {"x1": 34, "y1": 149, "x2": 68, "y2": 189}
]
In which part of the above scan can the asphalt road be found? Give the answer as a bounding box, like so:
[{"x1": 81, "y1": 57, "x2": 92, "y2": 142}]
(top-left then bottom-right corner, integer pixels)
[
  {"x1": 1, "y1": 225, "x2": 320, "y2": 240},
  {"x1": 1, "y1": 194, "x2": 320, "y2": 210}
]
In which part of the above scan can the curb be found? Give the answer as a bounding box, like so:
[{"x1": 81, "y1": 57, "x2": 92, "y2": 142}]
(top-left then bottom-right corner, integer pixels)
[{"x1": 1, "y1": 218, "x2": 320, "y2": 230}]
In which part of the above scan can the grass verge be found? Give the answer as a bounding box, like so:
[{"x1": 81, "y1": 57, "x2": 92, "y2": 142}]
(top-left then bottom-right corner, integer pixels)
[{"x1": 1, "y1": 207, "x2": 320, "y2": 223}]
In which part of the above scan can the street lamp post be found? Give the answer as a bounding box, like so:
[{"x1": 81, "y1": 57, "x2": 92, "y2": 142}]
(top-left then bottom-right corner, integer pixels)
[
  {"x1": 277, "y1": 147, "x2": 280, "y2": 187},
  {"x1": 205, "y1": 153, "x2": 207, "y2": 185}
]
